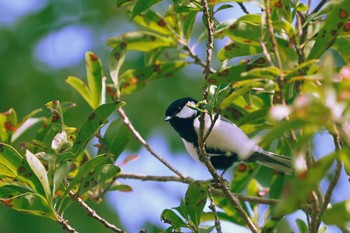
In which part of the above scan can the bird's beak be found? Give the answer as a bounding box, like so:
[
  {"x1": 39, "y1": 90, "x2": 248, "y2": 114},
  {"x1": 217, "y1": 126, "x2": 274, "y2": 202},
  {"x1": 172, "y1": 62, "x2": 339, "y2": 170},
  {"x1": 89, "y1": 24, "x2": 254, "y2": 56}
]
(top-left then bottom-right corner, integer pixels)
[{"x1": 164, "y1": 116, "x2": 172, "y2": 121}]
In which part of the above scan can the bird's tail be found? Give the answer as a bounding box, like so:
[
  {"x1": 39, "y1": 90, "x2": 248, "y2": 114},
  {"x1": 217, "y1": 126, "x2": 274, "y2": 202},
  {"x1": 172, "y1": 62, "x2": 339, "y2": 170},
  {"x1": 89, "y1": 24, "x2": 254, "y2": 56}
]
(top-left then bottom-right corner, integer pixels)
[{"x1": 251, "y1": 150, "x2": 293, "y2": 175}]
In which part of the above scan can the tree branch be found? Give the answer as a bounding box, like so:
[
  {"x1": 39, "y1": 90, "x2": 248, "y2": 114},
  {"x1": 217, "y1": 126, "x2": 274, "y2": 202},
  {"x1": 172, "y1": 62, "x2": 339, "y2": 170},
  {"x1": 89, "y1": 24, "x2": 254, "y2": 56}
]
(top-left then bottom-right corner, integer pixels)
[
  {"x1": 58, "y1": 215, "x2": 78, "y2": 233},
  {"x1": 208, "y1": 188, "x2": 222, "y2": 233},
  {"x1": 69, "y1": 191, "x2": 126, "y2": 233},
  {"x1": 117, "y1": 108, "x2": 186, "y2": 179}
]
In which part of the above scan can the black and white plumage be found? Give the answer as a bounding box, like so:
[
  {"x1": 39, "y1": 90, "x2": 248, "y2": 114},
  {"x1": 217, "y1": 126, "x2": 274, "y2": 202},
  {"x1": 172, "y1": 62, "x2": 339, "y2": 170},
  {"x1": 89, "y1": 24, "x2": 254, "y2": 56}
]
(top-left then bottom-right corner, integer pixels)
[{"x1": 165, "y1": 97, "x2": 293, "y2": 174}]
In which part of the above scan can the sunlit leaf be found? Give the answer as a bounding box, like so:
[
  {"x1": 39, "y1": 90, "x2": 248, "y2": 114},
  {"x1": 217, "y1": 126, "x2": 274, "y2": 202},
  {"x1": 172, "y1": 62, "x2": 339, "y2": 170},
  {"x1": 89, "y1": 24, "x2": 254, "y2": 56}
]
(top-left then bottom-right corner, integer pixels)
[
  {"x1": 0, "y1": 186, "x2": 57, "y2": 220},
  {"x1": 25, "y1": 150, "x2": 51, "y2": 199},
  {"x1": 116, "y1": 0, "x2": 133, "y2": 8},
  {"x1": 66, "y1": 76, "x2": 94, "y2": 108},
  {"x1": 85, "y1": 52, "x2": 103, "y2": 109},
  {"x1": 332, "y1": 37, "x2": 350, "y2": 63},
  {"x1": 133, "y1": 10, "x2": 174, "y2": 35},
  {"x1": 11, "y1": 118, "x2": 43, "y2": 143},
  {"x1": 106, "y1": 31, "x2": 176, "y2": 52},
  {"x1": 0, "y1": 143, "x2": 23, "y2": 177},
  {"x1": 70, "y1": 102, "x2": 125, "y2": 156},
  {"x1": 217, "y1": 42, "x2": 263, "y2": 61},
  {"x1": 185, "y1": 181, "x2": 209, "y2": 227},
  {"x1": 183, "y1": 12, "x2": 197, "y2": 40},
  {"x1": 109, "y1": 183, "x2": 133, "y2": 192}
]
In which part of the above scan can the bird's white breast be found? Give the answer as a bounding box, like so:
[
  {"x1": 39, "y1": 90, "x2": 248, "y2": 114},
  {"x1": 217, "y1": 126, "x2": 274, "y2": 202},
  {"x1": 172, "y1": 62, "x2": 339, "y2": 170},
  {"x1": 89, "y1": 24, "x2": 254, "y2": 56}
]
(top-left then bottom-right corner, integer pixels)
[
  {"x1": 181, "y1": 138, "x2": 200, "y2": 161},
  {"x1": 193, "y1": 114, "x2": 258, "y2": 160}
]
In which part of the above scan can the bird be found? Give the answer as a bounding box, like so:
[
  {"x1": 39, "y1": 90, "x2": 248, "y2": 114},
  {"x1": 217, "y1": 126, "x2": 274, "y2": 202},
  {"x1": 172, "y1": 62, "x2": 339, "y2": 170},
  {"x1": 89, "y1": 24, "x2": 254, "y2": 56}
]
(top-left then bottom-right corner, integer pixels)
[{"x1": 165, "y1": 97, "x2": 293, "y2": 175}]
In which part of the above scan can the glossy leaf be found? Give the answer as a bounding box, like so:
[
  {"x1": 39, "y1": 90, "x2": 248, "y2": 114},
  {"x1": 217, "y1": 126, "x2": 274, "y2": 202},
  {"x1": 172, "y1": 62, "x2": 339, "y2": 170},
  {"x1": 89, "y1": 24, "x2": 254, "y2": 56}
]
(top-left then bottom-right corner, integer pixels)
[
  {"x1": 109, "y1": 183, "x2": 133, "y2": 192},
  {"x1": 109, "y1": 42, "x2": 127, "y2": 88},
  {"x1": 66, "y1": 76, "x2": 94, "y2": 107},
  {"x1": 274, "y1": 152, "x2": 336, "y2": 216},
  {"x1": 307, "y1": 0, "x2": 350, "y2": 59},
  {"x1": 85, "y1": 52, "x2": 103, "y2": 108},
  {"x1": 133, "y1": 10, "x2": 173, "y2": 35},
  {"x1": 296, "y1": 219, "x2": 309, "y2": 233},
  {"x1": 0, "y1": 186, "x2": 57, "y2": 220},
  {"x1": 0, "y1": 143, "x2": 22, "y2": 177},
  {"x1": 70, "y1": 102, "x2": 125, "y2": 156},
  {"x1": 102, "y1": 118, "x2": 130, "y2": 160},
  {"x1": 0, "y1": 108, "x2": 17, "y2": 143},
  {"x1": 106, "y1": 31, "x2": 176, "y2": 52},
  {"x1": 25, "y1": 150, "x2": 51, "y2": 199},
  {"x1": 119, "y1": 61, "x2": 187, "y2": 94},
  {"x1": 184, "y1": 181, "x2": 209, "y2": 227},
  {"x1": 76, "y1": 164, "x2": 121, "y2": 197}
]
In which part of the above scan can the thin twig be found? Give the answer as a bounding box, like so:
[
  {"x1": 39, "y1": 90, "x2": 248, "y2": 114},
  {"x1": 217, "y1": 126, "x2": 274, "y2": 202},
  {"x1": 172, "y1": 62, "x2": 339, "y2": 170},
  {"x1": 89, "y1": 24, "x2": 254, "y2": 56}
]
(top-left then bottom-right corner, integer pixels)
[
  {"x1": 208, "y1": 188, "x2": 222, "y2": 233},
  {"x1": 117, "y1": 108, "x2": 186, "y2": 179},
  {"x1": 311, "y1": 0, "x2": 328, "y2": 14},
  {"x1": 58, "y1": 215, "x2": 78, "y2": 233},
  {"x1": 119, "y1": 173, "x2": 280, "y2": 205},
  {"x1": 69, "y1": 191, "x2": 126, "y2": 233}
]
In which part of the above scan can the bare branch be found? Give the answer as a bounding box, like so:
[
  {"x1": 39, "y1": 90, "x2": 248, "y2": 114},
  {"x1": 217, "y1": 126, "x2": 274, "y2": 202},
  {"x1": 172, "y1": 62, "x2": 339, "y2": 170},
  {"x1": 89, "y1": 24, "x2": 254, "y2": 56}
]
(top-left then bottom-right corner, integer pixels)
[
  {"x1": 208, "y1": 188, "x2": 222, "y2": 233},
  {"x1": 70, "y1": 191, "x2": 126, "y2": 233},
  {"x1": 118, "y1": 173, "x2": 192, "y2": 183},
  {"x1": 117, "y1": 108, "x2": 186, "y2": 179},
  {"x1": 58, "y1": 215, "x2": 78, "y2": 233}
]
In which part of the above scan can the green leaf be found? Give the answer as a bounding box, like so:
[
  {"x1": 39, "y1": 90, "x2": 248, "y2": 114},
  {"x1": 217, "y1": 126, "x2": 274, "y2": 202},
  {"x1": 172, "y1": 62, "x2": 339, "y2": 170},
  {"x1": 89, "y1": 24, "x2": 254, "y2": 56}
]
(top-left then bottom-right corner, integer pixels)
[
  {"x1": 0, "y1": 143, "x2": 23, "y2": 177},
  {"x1": 25, "y1": 150, "x2": 51, "y2": 199},
  {"x1": 133, "y1": 10, "x2": 173, "y2": 35},
  {"x1": 216, "y1": 14, "x2": 262, "y2": 46},
  {"x1": 161, "y1": 209, "x2": 188, "y2": 228},
  {"x1": 183, "y1": 12, "x2": 197, "y2": 40},
  {"x1": 217, "y1": 42, "x2": 263, "y2": 61},
  {"x1": 231, "y1": 163, "x2": 259, "y2": 193},
  {"x1": 0, "y1": 186, "x2": 57, "y2": 220},
  {"x1": 70, "y1": 102, "x2": 125, "y2": 156},
  {"x1": 102, "y1": 118, "x2": 130, "y2": 160},
  {"x1": 109, "y1": 42, "x2": 127, "y2": 88},
  {"x1": 66, "y1": 76, "x2": 94, "y2": 108},
  {"x1": 116, "y1": 0, "x2": 132, "y2": 8},
  {"x1": 207, "y1": 55, "x2": 269, "y2": 85},
  {"x1": 106, "y1": 31, "x2": 176, "y2": 52},
  {"x1": 0, "y1": 108, "x2": 17, "y2": 143},
  {"x1": 53, "y1": 160, "x2": 72, "y2": 193},
  {"x1": 109, "y1": 183, "x2": 133, "y2": 192},
  {"x1": 307, "y1": 0, "x2": 350, "y2": 59},
  {"x1": 296, "y1": 219, "x2": 309, "y2": 233},
  {"x1": 85, "y1": 52, "x2": 103, "y2": 109},
  {"x1": 332, "y1": 37, "x2": 350, "y2": 63},
  {"x1": 274, "y1": 152, "x2": 336, "y2": 216},
  {"x1": 323, "y1": 200, "x2": 350, "y2": 226},
  {"x1": 130, "y1": 0, "x2": 161, "y2": 19},
  {"x1": 76, "y1": 164, "x2": 121, "y2": 197},
  {"x1": 184, "y1": 181, "x2": 209, "y2": 227},
  {"x1": 64, "y1": 153, "x2": 114, "y2": 197},
  {"x1": 119, "y1": 61, "x2": 187, "y2": 94}
]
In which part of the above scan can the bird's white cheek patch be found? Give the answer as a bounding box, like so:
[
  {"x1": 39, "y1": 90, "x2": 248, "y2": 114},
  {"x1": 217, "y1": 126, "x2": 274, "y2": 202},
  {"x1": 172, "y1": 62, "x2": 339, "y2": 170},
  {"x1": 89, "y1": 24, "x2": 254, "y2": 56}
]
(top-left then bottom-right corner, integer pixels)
[{"x1": 176, "y1": 101, "x2": 197, "y2": 119}]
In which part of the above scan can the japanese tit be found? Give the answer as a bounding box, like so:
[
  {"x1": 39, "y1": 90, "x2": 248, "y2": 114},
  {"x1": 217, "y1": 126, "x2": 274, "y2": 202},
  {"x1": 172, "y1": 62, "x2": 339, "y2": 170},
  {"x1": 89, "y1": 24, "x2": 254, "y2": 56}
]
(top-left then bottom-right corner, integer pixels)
[{"x1": 165, "y1": 97, "x2": 293, "y2": 174}]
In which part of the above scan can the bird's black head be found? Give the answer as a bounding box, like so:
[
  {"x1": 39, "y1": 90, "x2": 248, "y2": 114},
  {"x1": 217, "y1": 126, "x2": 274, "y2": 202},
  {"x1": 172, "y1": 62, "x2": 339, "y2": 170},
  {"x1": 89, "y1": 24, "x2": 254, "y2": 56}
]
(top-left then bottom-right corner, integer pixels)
[
  {"x1": 165, "y1": 97, "x2": 198, "y2": 121},
  {"x1": 165, "y1": 97, "x2": 199, "y2": 142}
]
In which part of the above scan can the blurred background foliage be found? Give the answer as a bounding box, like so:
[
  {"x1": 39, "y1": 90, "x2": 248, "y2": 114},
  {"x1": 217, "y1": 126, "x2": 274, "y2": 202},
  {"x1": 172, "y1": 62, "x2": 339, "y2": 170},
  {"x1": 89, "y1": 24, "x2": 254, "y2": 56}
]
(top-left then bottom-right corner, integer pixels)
[{"x1": 0, "y1": 0, "x2": 201, "y2": 232}]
